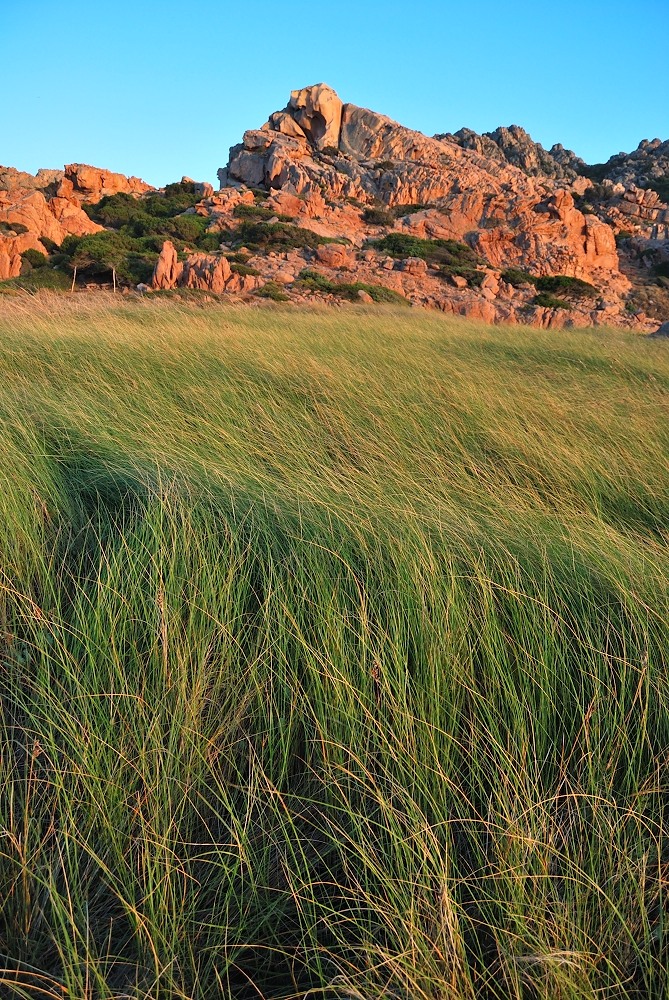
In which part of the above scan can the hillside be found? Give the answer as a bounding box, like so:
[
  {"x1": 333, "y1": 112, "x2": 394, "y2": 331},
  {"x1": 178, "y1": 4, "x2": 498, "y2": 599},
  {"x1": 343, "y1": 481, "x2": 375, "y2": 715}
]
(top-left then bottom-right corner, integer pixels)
[
  {"x1": 1, "y1": 84, "x2": 668, "y2": 328},
  {"x1": 1, "y1": 296, "x2": 668, "y2": 998}
]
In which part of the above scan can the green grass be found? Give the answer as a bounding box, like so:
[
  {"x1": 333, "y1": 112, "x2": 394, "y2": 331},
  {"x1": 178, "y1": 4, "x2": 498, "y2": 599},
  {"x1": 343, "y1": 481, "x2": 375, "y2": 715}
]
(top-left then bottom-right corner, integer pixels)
[{"x1": 0, "y1": 296, "x2": 668, "y2": 999}]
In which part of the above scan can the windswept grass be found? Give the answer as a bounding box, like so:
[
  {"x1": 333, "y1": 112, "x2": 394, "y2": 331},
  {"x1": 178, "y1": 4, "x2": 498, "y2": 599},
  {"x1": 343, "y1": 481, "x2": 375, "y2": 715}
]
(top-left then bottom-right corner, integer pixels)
[{"x1": 0, "y1": 295, "x2": 668, "y2": 999}]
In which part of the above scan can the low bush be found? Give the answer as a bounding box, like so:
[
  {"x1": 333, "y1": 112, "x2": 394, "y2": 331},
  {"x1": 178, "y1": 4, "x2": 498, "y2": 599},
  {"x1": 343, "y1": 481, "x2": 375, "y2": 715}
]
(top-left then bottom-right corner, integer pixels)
[
  {"x1": 535, "y1": 275, "x2": 598, "y2": 298},
  {"x1": 531, "y1": 291, "x2": 571, "y2": 309},
  {"x1": 374, "y1": 233, "x2": 482, "y2": 267},
  {"x1": 441, "y1": 265, "x2": 485, "y2": 287},
  {"x1": 0, "y1": 267, "x2": 71, "y2": 292},
  {"x1": 298, "y1": 269, "x2": 336, "y2": 292},
  {"x1": 501, "y1": 268, "x2": 538, "y2": 287},
  {"x1": 298, "y1": 269, "x2": 406, "y2": 304},
  {"x1": 392, "y1": 204, "x2": 426, "y2": 217},
  {"x1": 338, "y1": 281, "x2": 406, "y2": 303},
  {"x1": 578, "y1": 162, "x2": 610, "y2": 183},
  {"x1": 0, "y1": 220, "x2": 29, "y2": 235},
  {"x1": 363, "y1": 207, "x2": 395, "y2": 227},
  {"x1": 233, "y1": 204, "x2": 276, "y2": 221},
  {"x1": 21, "y1": 249, "x2": 48, "y2": 269},
  {"x1": 61, "y1": 232, "x2": 159, "y2": 286},
  {"x1": 39, "y1": 236, "x2": 61, "y2": 254},
  {"x1": 648, "y1": 173, "x2": 669, "y2": 203},
  {"x1": 197, "y1": 232, "x2": 223, "y2": 253},
  {"x1": 255, "y1": 280, "x2": 290, "y2": 301},
  {"x1": 231, "y1": 262, "x2": 260, "y2": 276},
  {"x1": 233, "y1": 222, "x2": 330, "y2": 252}
]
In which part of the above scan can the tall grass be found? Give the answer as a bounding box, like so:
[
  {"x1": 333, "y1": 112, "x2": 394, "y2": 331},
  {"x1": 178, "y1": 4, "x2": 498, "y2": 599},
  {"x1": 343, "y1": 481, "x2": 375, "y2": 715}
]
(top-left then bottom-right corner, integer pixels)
[{"x1": 0, "y1": 295, "x2": 668, "y2": 999}]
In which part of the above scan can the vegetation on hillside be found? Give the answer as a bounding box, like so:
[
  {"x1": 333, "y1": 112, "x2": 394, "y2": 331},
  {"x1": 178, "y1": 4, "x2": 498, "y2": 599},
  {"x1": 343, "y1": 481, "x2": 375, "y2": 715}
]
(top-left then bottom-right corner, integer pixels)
[{"x1": 0, "y1": 300, "x2": 667, "y2": 999}]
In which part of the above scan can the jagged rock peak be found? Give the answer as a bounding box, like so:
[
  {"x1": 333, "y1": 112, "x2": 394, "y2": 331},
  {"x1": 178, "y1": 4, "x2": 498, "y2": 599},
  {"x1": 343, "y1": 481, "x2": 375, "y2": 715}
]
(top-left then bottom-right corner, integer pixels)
[{"x1": 438, "y1": 125, "x2": 584, "y2": 181}]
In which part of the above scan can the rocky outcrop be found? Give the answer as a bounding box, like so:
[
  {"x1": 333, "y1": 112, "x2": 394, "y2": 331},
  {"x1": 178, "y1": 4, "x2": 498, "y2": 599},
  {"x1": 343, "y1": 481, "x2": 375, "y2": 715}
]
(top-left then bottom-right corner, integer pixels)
[
  {"x1": 151, "y1": 240, "x2": 262, "y2": 295},
  {"x1": 288, "y1": 84, "x2": 343, "y2": 150},
  {"x1": 221, "y1": 84, "x2": 621, "y2": 288},
  {"x1": 3, "y1": 83, "x2": 665, "y2": 330},
  {"x1": 0, "y1": 162, "x2": 154, "y2": 280},
  {"x1": 0, "y1": 186, "x2": 103, "y2": 278},
  {"x1": 0, "y1": 166, "x2": 64, "y2": 201},
  {"x1": 589, "y1": 139, "x2": 669, "y2": 193},
  {"x1": 440, "y1": 125, "x2": 584, "y2": 181},
  {"x1": 57, "y1": 164, "x2": 153, "y2": 203}
]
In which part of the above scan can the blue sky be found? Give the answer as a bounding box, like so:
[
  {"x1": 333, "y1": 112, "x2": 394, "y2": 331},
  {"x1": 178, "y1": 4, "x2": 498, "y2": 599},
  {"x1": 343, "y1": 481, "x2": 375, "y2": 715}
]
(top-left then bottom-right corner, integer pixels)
[{"x1": 4, "y1": 0, "x2": 668, "y2": 189}]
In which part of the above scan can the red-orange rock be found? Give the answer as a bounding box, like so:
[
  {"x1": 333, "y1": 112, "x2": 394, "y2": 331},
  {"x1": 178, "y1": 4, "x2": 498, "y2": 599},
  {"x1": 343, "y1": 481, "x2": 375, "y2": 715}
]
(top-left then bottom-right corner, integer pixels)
[
  {"x1": 315, "y1": 244, "x2": 355, "y2": 269},
  {"x1": 152, "y1": 241, "x2": 182, "y2": 290},
  {"x1": 58, "y1": 164, "x2": 153, "y2": 203}
]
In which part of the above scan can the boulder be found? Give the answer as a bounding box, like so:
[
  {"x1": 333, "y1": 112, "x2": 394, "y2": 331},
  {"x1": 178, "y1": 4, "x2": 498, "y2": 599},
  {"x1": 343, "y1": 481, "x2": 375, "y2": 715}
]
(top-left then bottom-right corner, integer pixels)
[
  {"x1": 315, "y1": 244, "x2": 355, "y2": 269},
  {"x1": 181, "y1": 253, "x2": 231, "y2": 293},
  {"x1": 58, "y1": 164, "x2": 153, "y2": 203},
  {"x1": 152, "y1": 241, "x2": 182, "y2": 290},
  {"x1": 400, "y1": 257, "x2": 428, "y2": 276},
  {"x1": 288, "y1": 84, "x2": 343, "y2": 150}
]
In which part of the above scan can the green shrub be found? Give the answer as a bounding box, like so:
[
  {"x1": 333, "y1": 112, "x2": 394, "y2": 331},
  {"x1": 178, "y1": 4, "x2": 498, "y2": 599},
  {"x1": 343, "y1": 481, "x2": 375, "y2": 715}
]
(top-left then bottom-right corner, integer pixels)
[
  {"x1": 0, "y1": 220, "x2": 29, "y2": 235},
  {"x1": 39, "y1": 236, "x2": 61, "y2": 254},
  {"x1": 531, "y1": 292, "x2": 571, "y2": 309},
  {"x1": 231, "y1": 262, "x2": 261, "y2": 277},
  {"x1": 84, "y1": 193, "x2": 141, "y2": 227},
  {"x1": 647, "y1": 174, "x2": 669, "y2": 203},
  {"x1": 234, "y1": 204, "x2": 276, "y2": 221},
  {"x1": 441, "y1": 266, "x2": 485, "y2": 287},
  {"x1": 501, "y1": 268, "x2": 538, "y2": 287},
  {"x1": 61, "y1": 232, "x2": 158, "y2": 286},
  {"x1": 255, "y1": 281, "x2": 290, "y2": 301},
  {"x1": 336, "y1": 282, "x2": 406, "y2": 304},
  {"x1": 233, "y1": 222, "x2": 329, "y2": 252},
  {"x1": 298, "y1": 269, "x2": 336, "y2": 292},
  {"x1": 374, "y1": 233, "x2": 481, "y2": 267},
  {"x1": 143, "y1": 183, "x2": 201, "y2": 218},
  {"x1": 1, "y1": 268, "x2": 71, "y2": 292},
  {"x1": 169, "y1": 215, "x2": 209, "y2": 243},
  {"x1": 392, "y1": 204, "x2": 426, "y2": 217},
  {"x1": 578, "y1": 163, "x2": 609, "y2": 183},
  {"x1": 321, "y1": 145, "x2": 340, "y2": 157},
  {"x1": 298, "y1": 270, "x2": 406, "y2": 304},
  {"x1": 21, "y1": 249, "x2": 47, "y2": 269},
  {"x1": 363, "y1": 207, "x2": 395, "y2": 227},
  {"x1": 197, "y1": 232, "x2": 223, "y2": 252},
  {"x1": 376, "y1": 160, "x2": 395, "y2": 171},
  {"x1": 535, "y1": 275, "x2": 598, "y2": 298}
]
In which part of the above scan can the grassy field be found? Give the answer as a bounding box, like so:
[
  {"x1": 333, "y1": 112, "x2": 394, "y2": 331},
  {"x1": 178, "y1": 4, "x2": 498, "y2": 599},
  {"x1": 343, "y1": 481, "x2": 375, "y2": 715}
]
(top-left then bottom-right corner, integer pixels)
[{"x1": 0, "y1": 295, "x2": 668, "y2": 999}]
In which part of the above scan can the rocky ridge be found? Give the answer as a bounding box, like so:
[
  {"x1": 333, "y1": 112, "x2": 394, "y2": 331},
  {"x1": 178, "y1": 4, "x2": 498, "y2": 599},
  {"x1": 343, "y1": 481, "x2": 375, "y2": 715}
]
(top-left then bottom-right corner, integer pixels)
[
  {"x1": 1, "y1": 85, "x2": 667, "y2": 329},
  {"x1": 439, "y1": 125, "x2": 585, "y2": 181}
]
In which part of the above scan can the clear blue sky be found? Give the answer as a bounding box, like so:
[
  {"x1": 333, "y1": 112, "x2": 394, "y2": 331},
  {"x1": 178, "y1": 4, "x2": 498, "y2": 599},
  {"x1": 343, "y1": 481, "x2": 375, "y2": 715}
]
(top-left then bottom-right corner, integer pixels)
[{"x1": 5, "y1": 0, "x2": 668, "y2": 189}]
